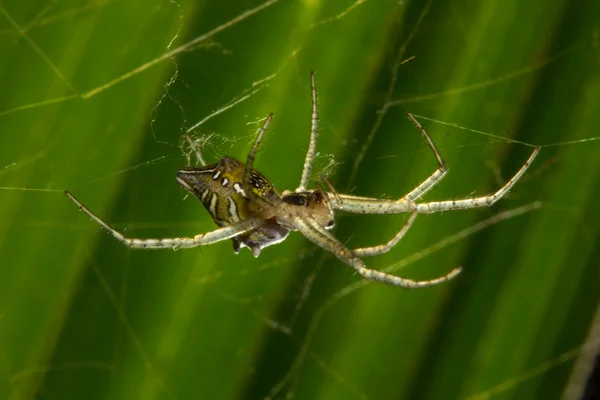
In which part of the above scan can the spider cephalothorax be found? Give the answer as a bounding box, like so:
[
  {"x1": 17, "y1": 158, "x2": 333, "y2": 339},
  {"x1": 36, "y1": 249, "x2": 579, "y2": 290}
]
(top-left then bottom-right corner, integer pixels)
[
  {"x1": 66, "y1": 71, "x2": 540, "y2": 288},
  {"x1": 281, "y1": 190, "x2": 335, "y2": 230}
]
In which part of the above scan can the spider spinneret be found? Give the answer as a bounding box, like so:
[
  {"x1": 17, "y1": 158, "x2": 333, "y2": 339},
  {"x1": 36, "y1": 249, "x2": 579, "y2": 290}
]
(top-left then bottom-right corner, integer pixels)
[{"x1": 66, "y1": 71, "x2": 540, "y2": 288}]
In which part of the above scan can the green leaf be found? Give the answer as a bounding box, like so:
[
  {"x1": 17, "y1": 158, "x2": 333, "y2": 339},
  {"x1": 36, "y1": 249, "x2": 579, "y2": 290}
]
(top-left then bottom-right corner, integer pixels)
[{"x1": 0, "y1": 0, "x2": 598, "y2": 399}]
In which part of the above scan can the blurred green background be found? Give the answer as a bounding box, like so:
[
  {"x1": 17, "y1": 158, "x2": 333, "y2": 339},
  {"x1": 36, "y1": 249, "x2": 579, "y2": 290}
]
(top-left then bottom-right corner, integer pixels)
[{"x1": 0, "y1": 0, "x2": 599, "y2": 399}]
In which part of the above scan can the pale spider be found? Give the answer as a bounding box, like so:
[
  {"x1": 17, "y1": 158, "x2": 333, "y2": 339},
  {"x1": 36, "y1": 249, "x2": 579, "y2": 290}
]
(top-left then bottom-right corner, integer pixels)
[{"x1": 66, "y1": 71, "x2": 540, "y2": 288}]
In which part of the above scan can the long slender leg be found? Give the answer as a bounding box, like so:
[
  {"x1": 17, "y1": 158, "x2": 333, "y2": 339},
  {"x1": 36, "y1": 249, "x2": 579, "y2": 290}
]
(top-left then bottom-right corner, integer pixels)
[
  {"x1": 328, "y1": 194, "x2": 415, "y2": 214},
  {"x1": 66, "y1": 191, "x2": 260, "y2": 249},
  {"x1": 352, "y1": 211, "x2": 417, "y2": 257},
  {"x1": 244, "y1": 113, "x2": 274, "y2": 182},
  {"x1": 324, "y1": 113, "x2": 447, "y2": 211},
  {"x1": 416, "y1": 147, "x2": 540, "y2": 213},
  {"x1": 328, "y1": 146, "x2": 539, "y2": 215},
  {"x1": 403, "y1": 113, "x2": 448, "y2": 201},
  {"x1": 297, "y1": 70, "x2": 319, "y2": 192},
  {"x1": 295, "y1": 217, "x2": 460, "y2": 288}
]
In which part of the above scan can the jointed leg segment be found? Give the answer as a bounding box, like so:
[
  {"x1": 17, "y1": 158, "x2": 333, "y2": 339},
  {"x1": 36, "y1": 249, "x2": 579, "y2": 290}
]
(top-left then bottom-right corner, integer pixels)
[
  {"x1": 415, "y1": 147, "x2": 540, "y2": 213},
  {"x1": 295, "y1": 216, "x2": 460, "y2": 288},
  {"x1": 352, "y1": 211, "x2": 417, "y2": 257},
  {"x1": 403, "y1": 113, "x2": 448, "y2": 201},
  {"x1": 297, "y1": 70, "x2": 319, "y2": 192},
  {"x1": 65, "y1": 191, "x2": 259, "y2": 249},
  {"x1": 312, "y1": 116, "x2": 539, "y2": 287},
  {"x1": 329, "y1": 146, "x2": 540, "y2": 215}
]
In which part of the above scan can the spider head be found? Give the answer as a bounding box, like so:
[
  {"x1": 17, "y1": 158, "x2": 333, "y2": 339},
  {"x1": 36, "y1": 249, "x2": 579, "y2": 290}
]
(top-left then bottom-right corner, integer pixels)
[{"x1": 282, "y1": 190, "x2": 335, "y2": 230}]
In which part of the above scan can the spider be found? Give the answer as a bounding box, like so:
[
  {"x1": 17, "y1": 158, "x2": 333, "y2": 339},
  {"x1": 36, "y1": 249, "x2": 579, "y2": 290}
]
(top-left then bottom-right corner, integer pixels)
[{"x1": 65, "y1": 71, "x2": 540, "y2": 288}]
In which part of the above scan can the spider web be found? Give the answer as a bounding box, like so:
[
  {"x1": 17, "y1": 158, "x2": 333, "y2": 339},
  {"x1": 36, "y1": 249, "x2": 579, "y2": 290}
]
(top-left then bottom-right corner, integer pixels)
[{"x1": 0, "y1": 0, "x2": 599, "y2": 399}]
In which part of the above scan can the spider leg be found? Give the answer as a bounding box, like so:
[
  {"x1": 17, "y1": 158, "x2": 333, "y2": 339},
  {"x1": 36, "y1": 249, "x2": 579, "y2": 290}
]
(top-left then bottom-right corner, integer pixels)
[
  {"x1": 416, "y1": 147, "x2": 540, "y2": 213},
  {"x1": 295, "y1": 217, "x2": 460, "y2": 288},
  {"x1": 297, "y1": 70, "x2": 318, "y2": 192},
  {"x1": 65, "y1": 191, "x2": 260, "y2": 249},
  {"x1": 352, "y1": 211, "x2": 417, "y2": 257},
  {"x1": 328, "y1": 146, "x2": 540, "y2": 214},
  {"x1": 327, "y1": 194, "x2": 415, "y2": 214},
  {"x1": 403, "y1": 113, "x2": 448, "y2": 201},
  {"x1": 326, "y1": 113, "x2": 447, "y2": 208},
  {"x1": 244, "y1": 113, "x2": 274, "y2": 182}
]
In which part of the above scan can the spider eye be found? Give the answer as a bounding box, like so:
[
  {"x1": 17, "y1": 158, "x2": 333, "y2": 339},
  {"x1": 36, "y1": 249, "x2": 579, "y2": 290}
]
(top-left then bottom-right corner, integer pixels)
[{"x1": 325, "y1": 219, "x2": 335, "y2": 229}]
